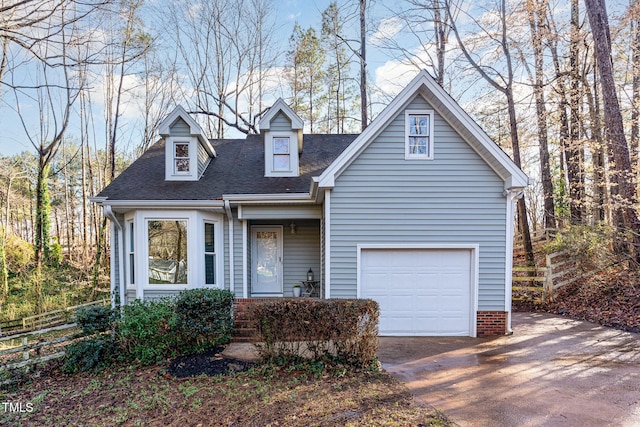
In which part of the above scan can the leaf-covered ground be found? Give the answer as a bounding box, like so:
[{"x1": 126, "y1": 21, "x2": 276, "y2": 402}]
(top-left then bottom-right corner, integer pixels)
[
  {"x1": 514, "y1": 267, "x2": 640, "y2": 333},
  {"x1": 1, "y1": 359, "x2": 450, "y2": 427}
]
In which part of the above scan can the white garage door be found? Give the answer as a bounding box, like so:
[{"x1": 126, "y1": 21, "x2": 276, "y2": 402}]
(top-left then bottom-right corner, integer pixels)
[{"x1": 360, "y1": 248, "x2": 473, "y2": 336}]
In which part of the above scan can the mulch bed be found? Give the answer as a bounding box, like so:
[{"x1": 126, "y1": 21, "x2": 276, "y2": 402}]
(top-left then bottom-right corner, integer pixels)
[{"x1": 166, "y1": 346, "x2": 256, "y2": 377}]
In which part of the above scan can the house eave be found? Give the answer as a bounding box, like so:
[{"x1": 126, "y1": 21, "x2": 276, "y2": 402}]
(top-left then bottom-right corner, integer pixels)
[
  {"x1": 93, "y1": 199, "x2": 225, "y2": 210},
  {"x1": 222, "y1": 193, "x2": 314, "y2": 205}
]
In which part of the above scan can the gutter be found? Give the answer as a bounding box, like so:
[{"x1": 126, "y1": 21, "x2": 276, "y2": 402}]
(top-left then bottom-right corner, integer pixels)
[{"x1": 103, "y1": 205, "x2": 125, "y2": 312}]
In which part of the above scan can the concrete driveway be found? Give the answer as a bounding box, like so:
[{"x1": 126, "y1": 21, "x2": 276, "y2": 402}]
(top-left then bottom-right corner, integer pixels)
[{"x1": 378, "y1": 312, "x2": 640, "y2": 427}]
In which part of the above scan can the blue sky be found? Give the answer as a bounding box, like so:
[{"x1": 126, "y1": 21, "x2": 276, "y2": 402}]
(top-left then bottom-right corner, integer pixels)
[{"x1": 0, "y1": 0, "x2": 413, "y2": 158}]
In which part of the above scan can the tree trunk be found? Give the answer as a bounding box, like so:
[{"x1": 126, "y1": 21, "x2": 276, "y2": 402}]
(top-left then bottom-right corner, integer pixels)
[
  {"x1": 585, "y1": 0, "x2": 640, "y2": 258},
  {"x1": 360, "y1": 0, "x2": 368, "y2": 131},
  {"x1": 527, "y1": 0, "x2": 556, "y2": 229}
]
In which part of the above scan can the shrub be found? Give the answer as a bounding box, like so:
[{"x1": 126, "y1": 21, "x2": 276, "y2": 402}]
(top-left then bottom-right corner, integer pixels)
[
  {"x1": 117, "y1": 298, "x2": 177, "y2": 365},
  {"x1": 4, "y1": 233, "x2": 34, "y2": 274},
  {"x1": 62, "y1": 337, "x2": 117, "y2": 374},
  {"x1": 76, "y1": 305, "x2": 115, "y2": 335},
  {"x1": 174, "y1": 288, "x2": 234, "y2": 352},
  {"x1": 249, "y1": 299, "x2": 379, "y2": 368},
  {"x1": 543, "y1": 224, "x2": 617, "y2": 270}
]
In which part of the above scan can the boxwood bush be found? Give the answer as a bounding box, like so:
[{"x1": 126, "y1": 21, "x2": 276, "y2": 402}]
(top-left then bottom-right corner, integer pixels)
[
  {"x1": 248, "y1": 298, "x2": 379, "y2": 368},
  {"x1": 75, "y1": 304, "x2": 115, "y2": 335},
  {"x1": 174, "y1": 288, "x2": 234, "y2": 352}
]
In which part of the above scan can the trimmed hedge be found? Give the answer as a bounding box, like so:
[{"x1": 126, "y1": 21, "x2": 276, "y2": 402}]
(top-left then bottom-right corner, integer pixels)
[
  {"x1": 248, "y1": 298, "x2": 379, "y2": 367},
  {"x1": 174, "y1": 288, "x2": 234, "y2": 351}
]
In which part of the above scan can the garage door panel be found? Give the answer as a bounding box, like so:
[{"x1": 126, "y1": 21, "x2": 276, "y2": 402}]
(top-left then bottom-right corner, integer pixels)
[{"x1": 361, "y1": 248, "x2": 473, "y2": 336}]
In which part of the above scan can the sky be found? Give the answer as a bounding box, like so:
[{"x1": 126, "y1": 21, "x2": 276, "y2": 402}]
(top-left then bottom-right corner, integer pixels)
[
  {"x1": 0, "y1": 0, "x2": 427, "y2": 158},
  {"x1": 0, "y1": 0, "x2": 631, "y2": 160}
]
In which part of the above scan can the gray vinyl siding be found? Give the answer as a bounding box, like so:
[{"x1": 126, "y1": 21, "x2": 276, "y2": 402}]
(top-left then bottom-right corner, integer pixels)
[
  {"x1": 329, "y1": 95, "x2": 507, "y2": 311},
  {"x1": 170, "y1": 117, "x2": 191, "y2": 136},
  {"x1": 197, "y1": 142, "x2": 210, "y2": 177},
  {"x1": 270, "y1": 112, "x2": 292, "y2": 132}
]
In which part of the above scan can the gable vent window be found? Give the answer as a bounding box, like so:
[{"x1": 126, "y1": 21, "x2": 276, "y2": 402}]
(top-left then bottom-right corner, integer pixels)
[
  {"x1": 174, "y1": 142, "x2": 190, "y2": 173},
  {"x1": 273, "y1": 137, "x2": 291, "y2": 171},
  {"x1": 405, "y1": 110, "x2": 434, "y2": 160}
]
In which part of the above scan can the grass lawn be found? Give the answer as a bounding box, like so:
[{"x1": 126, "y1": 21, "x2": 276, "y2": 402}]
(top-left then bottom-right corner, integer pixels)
[{"x1": 1, "y1": 361, "x2": 450, "y2": 426}]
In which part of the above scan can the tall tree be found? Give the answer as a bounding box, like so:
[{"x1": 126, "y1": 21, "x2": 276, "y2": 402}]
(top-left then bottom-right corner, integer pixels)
[
  {"x1": 525, "y1": 0, "x2": 556, "y2": 229},
  {"x1": 288, "y1": 25, "x2": 325, "y2": 132},
  {"x1": 446, "y1": 0, "x2": 535, "y2": 263},
  {"x1": 585, "y1": 0, "x2": 640, "y2": 257}
]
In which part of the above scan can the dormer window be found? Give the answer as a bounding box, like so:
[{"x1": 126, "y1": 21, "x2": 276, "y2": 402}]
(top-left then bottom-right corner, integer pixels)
[
  {"x1": 158, "y1": 105, "x2": 216, "y2": 182},
  {"x1": 273, "y1": 137, "x2": 291, "y2": 171},
  {"x1": 174, "y1": 142, "x2": 190, "y2": 173},
  {"x1": 264, "y1": 132, "x2": 299, "y2": 177}
]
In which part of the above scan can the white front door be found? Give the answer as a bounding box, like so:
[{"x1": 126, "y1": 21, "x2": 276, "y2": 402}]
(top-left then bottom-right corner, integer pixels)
[{"x1": 251, "y1": 226, "x2": 283, "y2": 295}]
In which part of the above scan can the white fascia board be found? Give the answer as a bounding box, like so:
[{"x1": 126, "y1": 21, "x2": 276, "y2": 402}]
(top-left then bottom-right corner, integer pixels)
[
  {"x1": 199, "y1": 136, "x2": 216, "y2": 157},
  {"x1": 89, "y1": 196, "x2": 108, "y2": 204},
  {"x1": 258, "y1": 98, "x2": 304, "y2": 130},
  {"x1": 158, "y1": 105, "x2": 204, "y2": 136},
  {"x1": 222, "y1": 193, "x2": 313, "y2": 204},
  {"x1": 101, "y1": 200, "x2": 225, "y2": 210}
]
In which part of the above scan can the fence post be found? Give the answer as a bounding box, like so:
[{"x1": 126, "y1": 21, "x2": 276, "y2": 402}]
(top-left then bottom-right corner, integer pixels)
[
  {"x1": 544, "y1": 254, "x2": 553, "y2": 302},
  {"x1": 22, "y1": 337, "x2": 29, "y2": 361}
]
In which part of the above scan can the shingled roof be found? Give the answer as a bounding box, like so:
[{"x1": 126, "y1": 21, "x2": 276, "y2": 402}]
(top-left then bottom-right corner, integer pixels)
[{"x1": 97, "y1": 134, "x2": 357, "y2": 201}]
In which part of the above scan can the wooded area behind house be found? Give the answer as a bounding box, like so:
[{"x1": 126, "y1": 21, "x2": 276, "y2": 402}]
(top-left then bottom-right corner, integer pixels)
[{"x1": 1, "y1": 0, "x2": 639, "y2": 318}]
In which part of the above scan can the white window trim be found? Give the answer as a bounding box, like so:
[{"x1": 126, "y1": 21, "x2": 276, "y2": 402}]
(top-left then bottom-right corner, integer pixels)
[
  {"x1": 133, "y1": 210, "x2": 224, "y2": 293},
  {"x1": 264, "y1": 131, "x2": 299, "y2": 177},
  {"x1": 165, "y1": 136, "x2": 198, "y2": 181},
  {"x1": 125, "y1": 215, "x2": 135, "y2": 290},
  {"x1": 405, "y1": 109, "x2": 435, "y2": 160},
  {"x1": 201, "y1": 218, "x2": 223, "y2": 289},
  {"x1": 173, "y1": 142, "x2": 191, "y2": 175}
]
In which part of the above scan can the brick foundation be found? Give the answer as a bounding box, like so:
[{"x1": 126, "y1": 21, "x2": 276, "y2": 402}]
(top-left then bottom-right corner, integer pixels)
[
  {"x1": 232, "y1": 298, "x2": 274, "y2": 342},
  {"x1": 476, "y1": 311, "x2": 508, "y2": 337}
]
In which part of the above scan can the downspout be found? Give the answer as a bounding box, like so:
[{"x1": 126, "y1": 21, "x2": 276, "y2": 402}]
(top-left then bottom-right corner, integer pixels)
[
  {"x1": 503, "y1": 188, "x2": 524, "y2": 334},
  {"x1": 224, "y1": 200, "x2": 235, "y2": 294},
  {"x1": 104, "y1": 205, "x2": 125, "y2": 312}
]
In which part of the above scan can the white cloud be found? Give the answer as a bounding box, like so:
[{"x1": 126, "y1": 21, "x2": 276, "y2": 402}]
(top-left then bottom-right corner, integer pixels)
[{"x1": 370, "y1": 17, "x2": 403, "y2": 44}]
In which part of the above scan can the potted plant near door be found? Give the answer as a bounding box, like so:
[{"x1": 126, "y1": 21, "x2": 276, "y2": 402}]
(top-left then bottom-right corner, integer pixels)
[{"x1": 292, "y1": 283, "x2": 302, "y2": 297}]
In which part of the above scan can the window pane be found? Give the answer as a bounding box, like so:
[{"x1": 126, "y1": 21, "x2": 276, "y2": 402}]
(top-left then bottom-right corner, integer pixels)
[
  {"x1": 409, "y1": 137, "x2": 428, "y2": 154},
  {"x1": 273, "y1": 154, "x2": 290, "y2": 170},
  {"x1": 175, "y1": 158, "x2": 190, "y2": 172},
  {"x1": 129, "y1": 222, "x2": 134, "y2": 252},
  {"x1": 205, "y1": 254, "x2": 215, "y2": 285},
  {"x1": 129, "y1": 253, "x2": 135, "y2": 284},
  {"x1": 148, "y1": 220, "x2": 188, "y2": 284},
  {"x1": 205, "y1": 223, "x2": 215, "y2": 252},
  {"x1": 175, "y1": 143, "x2": 189, "y2": 157},
  {"x1": 409, "y1": 115, "x2": 429, "y2": 135},
  {"x1": 273, "y1": 137, "x2": 290, "y2": 154}
]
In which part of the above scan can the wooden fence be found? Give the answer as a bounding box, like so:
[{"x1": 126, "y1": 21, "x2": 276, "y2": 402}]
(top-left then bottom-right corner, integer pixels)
[
  {"x1": 512, "y1": 250, "x2": 592, "y2": 302},
  {"x1": 0, "y1": 326, "x2": 83, "y2": 386},
  {"x1": 0, "y1": 299, "x2": 109, "y2": 337}
]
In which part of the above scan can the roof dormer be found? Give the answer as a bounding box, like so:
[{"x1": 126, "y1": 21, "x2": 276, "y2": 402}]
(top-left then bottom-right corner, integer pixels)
[
  {"x1": 158, "y1": 105, "x2": 216, "y2": 181},
  {"x1": 259, "y1": 98, "x2": 304, "y2": 178}
]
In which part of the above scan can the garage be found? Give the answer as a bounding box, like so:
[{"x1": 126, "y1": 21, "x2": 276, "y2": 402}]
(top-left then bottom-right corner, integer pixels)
[{"x1": 359, "y1": 247, "x2": 475, "y2": 336}]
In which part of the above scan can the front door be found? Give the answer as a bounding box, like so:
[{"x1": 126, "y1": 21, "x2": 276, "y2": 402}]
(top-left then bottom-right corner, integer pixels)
[{"x1": 251, "y1": 226, "x2": 283, "y2": 295}]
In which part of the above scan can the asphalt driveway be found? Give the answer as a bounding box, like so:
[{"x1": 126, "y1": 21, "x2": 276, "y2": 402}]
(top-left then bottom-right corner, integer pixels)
[{"x1": 378, "y1": 312, "x2": 640, "y2": 427}]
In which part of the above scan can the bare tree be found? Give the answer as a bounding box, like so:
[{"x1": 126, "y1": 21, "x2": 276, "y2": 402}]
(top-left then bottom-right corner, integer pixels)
[
  {"x1": 446, "y1": 0, "x2": 534, "y2": 263},
  {"x1": 585, "y1": 0, "x2": 640, "y2": 258}
]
